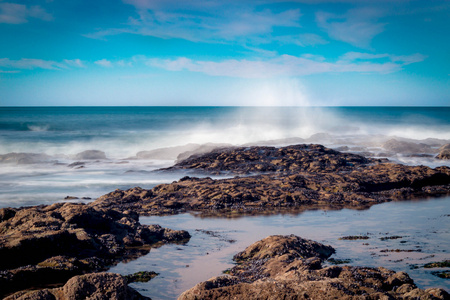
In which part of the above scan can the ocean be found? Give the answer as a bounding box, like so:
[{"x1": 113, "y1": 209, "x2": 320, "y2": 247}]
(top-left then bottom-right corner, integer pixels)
[
  {"x1": 1, "y1": 106, "x2": 449, "y2": 299},
  {"x1": 1, "y1": 106, "x2": 449, "y2": 208}
]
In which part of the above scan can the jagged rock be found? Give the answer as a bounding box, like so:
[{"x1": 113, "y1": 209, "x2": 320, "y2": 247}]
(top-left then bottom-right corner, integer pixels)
[
  {"x1": 179, "y1": 235, "x2": 449, "y2": 300},
  {"x1": 0, "y1": 202, "x2": 190, "y2": 297},
  {"x1": 74, "y1": 150, "x2": 106, "y2": 160},
  {"x1": 4, "y1": 272, "x2": 150, "y2": 300}
]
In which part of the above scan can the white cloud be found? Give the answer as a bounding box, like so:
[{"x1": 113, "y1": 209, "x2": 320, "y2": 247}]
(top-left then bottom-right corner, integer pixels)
[
  {"x1": 88, "y1": 1, "x2": 301, "y2": 44},
  {"x1": 0, "y1": 58, "x2": 63, "y2": 70},
  {"x1": 316, "y1": 7, "x2": 386, "y2": 48},
  {"x1": 94, "y1": 59, "x2": 113, "y2": 68},
  {"x1": 0, "y1": 2, "x2": 52, "y2": 24},
  {"x1": 276, "y1": 33, "x2": 328, "y2": 47},
  {"x1": 63, "y1": 59, "x2": 86, "y2": 68},
  {"x1": 0, "y1": 58, "x2": 86, "y2": 71},
  {"x1": 339, "y1": 52, "x2": 427, "y2": 65},
  {"x1": 143, "y1": 52, "x2": 426, "y2": 78}
]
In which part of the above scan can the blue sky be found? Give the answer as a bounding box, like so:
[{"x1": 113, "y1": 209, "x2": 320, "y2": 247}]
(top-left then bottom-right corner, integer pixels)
[{"x1": 0, "y1": 0, "x2": 449, "y2": 106}]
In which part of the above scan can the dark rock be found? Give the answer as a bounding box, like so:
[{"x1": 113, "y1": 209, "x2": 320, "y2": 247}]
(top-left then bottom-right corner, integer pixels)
[{"x1": 0, "y1": 202, "x2": 190, "y2": 297}]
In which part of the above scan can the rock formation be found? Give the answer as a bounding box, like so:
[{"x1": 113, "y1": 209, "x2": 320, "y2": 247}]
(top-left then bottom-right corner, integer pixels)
[
  {"x1": 0, "y1": 202, "x2": 190, "y2": 298},
  {"x1": 92, "y1": 144, "x2": 450, "y2": 216}
]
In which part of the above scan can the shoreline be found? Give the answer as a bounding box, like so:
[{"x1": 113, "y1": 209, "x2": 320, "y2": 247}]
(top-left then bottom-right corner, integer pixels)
[{"x1": 1, "y1": 143, "x2": 449, "y2": 299}]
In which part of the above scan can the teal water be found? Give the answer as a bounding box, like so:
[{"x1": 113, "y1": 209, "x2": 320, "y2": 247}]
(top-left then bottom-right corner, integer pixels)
[{"x1": 0, "y1": 106, "x2": 449, "y2": 207}]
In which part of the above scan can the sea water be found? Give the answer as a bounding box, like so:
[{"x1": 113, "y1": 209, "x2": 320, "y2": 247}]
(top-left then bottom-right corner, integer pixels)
[
  {"x1": 1, "y1": 106, "x2": 449, "y2": 207},
  {"x1": 1, "y1": 106, "x2": 449, "y2": 299}
]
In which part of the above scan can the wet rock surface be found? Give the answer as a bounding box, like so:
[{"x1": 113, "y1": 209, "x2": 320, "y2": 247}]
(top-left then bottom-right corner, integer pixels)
[
  {"x1": 92, "y1": 144, "x2": 450, "y2": 216},
  {"x1": 4, "y1": 272, "x2": 150, "y2": 300},
  {"x1": 179, "y1": 235, "x2": 449, "y2": 300},
  {"x1": 0, "y1": 202, "x2": 190, "y2": 298}
]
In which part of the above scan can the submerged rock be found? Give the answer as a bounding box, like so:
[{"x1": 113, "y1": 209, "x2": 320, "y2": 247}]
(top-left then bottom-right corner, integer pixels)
[
  {"x1": 179, "y1": 235, "x2": 449, "y2": 300},
  {"x1": 0, "y1": 202, "x2": 190, "y2": 297}
]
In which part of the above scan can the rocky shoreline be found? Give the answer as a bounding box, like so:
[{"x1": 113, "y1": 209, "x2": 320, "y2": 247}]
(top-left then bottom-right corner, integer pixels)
[
  {"x1": 0, "y1": 202, "x2": 189, "y2": 298},
  {"x1": 93, "y1": 144, "x2": 450, "y2": 217},
  {"x1": 1, "y1": 144, "x2": 449, "y2": 299}
]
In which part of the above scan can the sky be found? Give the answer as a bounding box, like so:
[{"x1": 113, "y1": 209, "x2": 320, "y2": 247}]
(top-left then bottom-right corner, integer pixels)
[{"x1": 0, "y1": 0, "x2": 449, "y2": 106}]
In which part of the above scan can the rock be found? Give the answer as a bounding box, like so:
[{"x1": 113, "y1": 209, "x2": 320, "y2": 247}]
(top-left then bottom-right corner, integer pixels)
[
  {"x1": 62, "y1": 273, "x2": 148, "y2": 300},
  {"x1": 131, "y1": 143, "x2": 232, "y2": 161},
  {"x1": 179, "y1": 235, "x2": 449, "y2": 300},
  {"x1": 92, "y1": 145, "x2": 450, "y2": 216},
  {"x1": 74, "y1": 150, "x2": 106, "y2": 160},
  {"x1": 382, "y1": 139, "x2": 433, "y2": 154},
  {"x1": 0, "y1": 202, "x2": 190, "y2": 297},
  {"x1": 125, "y1": 271, "x2": 158, "y2": 283},
  {"x1": 176, "y1": 143, "x2": 233, "y2": 163},
  {"x1": 437, "y1": 144, "x2": 450, "y2": 160},
  {"x1": 4, "y1": 273, "x2": 150, "y2": 300},
  {"x1": 0, "y1": 152, "x2": 54, "y2": 164},
  {"x1": 135, "y1": 143, "x2": 202, "y2": 160},
  {"x1": 167, "y1": 144, "x2": 372, "y2": 175}
]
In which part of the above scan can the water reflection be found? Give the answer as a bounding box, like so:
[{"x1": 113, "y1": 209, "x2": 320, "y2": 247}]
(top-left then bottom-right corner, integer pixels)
[{"x1": 109, "y1": 197, "x2": 450, "y2": 299}]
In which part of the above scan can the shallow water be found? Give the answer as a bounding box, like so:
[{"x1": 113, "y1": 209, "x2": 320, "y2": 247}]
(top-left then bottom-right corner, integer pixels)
[{"x1": 109, "y1": 196, "x2": 450, "y2": 300}]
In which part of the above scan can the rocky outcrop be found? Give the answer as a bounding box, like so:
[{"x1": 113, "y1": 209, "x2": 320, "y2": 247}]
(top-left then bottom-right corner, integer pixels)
[
  {"x1": 130, "y1": 143, "x2": 232, "y2": 161},
  {"x1": 92, "y1": 144, "x2": 450, "y2": 216},
  {"x1": 179, "y1": 235, "x2": 449, "y2": 300},
  {"x1": 4, "y1": 272, "x2": 149, "y2": 300},
  {"x1": 437, "y1": 144, "x2": 450, "y2": 160},
  {"x1": 382, "y1": 139, "x2": 434, "y2": 154},
  {"x1": 74, "y1": 150, "x2": 106, "y2": 160},
  {"x1": 0, "y1": 152, "x2": 54, "y2": 164},
  {"x1": 0, "y1": 202, "x2": 190, "y2": 298},
  {"x1": 164, "y1": 144, "x2": 374, "y2": 175}
]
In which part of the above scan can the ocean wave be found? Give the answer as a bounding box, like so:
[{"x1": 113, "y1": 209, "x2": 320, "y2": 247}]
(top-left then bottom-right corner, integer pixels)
[{"x1": 27, "y1": 124, "x2": 50, "y2": 131}]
